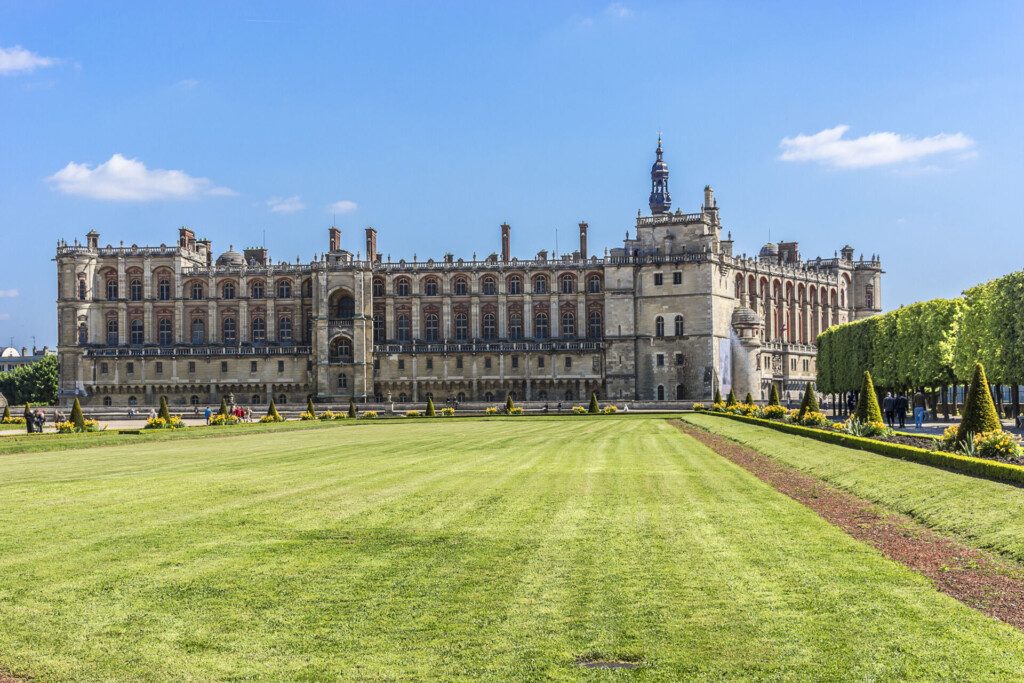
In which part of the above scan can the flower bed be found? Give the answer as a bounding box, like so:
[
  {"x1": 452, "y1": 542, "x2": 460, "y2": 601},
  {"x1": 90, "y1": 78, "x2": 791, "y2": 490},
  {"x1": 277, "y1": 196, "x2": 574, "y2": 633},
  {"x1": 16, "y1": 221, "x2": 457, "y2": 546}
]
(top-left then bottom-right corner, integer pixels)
[
  {"x1": 56, "y1": 419, "x2": 102, "y2": 433},
  {"x1": 700, "y1": 411, "x2": 1024, "y2": 487},
  {"x1": 359, "y1": 411, "x2": 378, "y2": 419},
  {"x1": 144, "y1": 415, "x2": 184, "y2": 430},
  {"x1": 209, "y1": 414, "x2": 240, "y2": 426}
]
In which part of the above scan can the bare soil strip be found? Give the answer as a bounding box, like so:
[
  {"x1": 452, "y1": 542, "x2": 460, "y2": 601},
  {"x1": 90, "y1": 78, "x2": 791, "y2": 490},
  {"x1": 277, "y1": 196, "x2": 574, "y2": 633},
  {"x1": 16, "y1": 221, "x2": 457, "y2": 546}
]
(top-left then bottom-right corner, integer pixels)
[{"x1": 674, "y1": 420, "x2": 1024, "y2": 630}]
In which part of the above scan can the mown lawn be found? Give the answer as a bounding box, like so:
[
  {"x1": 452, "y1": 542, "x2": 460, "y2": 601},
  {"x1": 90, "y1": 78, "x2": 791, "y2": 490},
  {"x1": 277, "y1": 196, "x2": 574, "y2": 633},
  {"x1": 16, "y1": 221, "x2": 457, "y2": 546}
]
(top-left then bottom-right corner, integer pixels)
[
  {"x1": 683, "y1": 413, "x2": 1024, "y2": 564},
  {"x1": 2, "y1": 417, "x2": 1024, "y2": 681}
]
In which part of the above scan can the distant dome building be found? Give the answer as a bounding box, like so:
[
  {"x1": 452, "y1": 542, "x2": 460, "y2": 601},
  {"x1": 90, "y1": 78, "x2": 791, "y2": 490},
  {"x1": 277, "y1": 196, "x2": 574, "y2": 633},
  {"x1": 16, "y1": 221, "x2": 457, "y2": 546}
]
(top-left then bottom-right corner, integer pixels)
[{"x1": 216, "y1": 247, "x2": 245, "y2": 268}]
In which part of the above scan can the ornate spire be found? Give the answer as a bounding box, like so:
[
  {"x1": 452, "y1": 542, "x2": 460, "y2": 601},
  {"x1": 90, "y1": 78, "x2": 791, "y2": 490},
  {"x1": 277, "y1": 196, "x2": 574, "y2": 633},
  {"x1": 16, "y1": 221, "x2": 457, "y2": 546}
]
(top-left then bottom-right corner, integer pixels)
[{"x1": 649, "y1": 134, "x2": 671, "y2": 214}]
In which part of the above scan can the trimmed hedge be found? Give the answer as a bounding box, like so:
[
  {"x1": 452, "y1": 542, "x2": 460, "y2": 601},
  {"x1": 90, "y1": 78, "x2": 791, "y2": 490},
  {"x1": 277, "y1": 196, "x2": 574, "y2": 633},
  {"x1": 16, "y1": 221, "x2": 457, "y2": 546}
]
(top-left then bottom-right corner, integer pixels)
[{"x1": 700, "y1": 412, "x2": 1024, "y2": 487}]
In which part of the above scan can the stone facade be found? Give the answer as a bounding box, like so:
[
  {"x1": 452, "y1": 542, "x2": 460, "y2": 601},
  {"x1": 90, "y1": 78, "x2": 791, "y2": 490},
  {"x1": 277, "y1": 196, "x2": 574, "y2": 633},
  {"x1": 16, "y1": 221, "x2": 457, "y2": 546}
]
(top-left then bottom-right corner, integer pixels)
[{"x1": 55, "y1": 141, "x2": 882, "y2": 407}]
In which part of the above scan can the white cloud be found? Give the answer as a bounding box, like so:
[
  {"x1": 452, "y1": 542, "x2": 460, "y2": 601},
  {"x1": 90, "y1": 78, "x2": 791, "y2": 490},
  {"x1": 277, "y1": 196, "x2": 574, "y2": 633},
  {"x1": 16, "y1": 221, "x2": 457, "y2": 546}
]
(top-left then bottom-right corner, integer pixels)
[
  {"x1": 0, "y1": 289, "x2": 18, "y2": 298},
  {"x1": 606, "y1": 3, "x2": 633, "y2": 18},
  {"x1": 267, "y1": 195, "x2": 305, "y2": 213},
  {"x1": 47, "y1": 154, "x2": 235, "y2": 201},
  {"x1": 0, "y1": 46, "x2": 57, "y2": 75},
  {"x1": 779, "y1": 125, "x2": 975, "y2": 169},
  {"x1": 327, "y1": 200, "x2": 358, "y2": 214}
]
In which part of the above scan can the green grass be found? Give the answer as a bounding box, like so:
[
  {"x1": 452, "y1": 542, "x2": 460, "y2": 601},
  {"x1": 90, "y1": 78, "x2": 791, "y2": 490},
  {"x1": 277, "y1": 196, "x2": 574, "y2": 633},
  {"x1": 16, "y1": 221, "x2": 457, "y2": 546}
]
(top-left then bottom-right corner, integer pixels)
[
  {"x1": 3, "y1": 417, "x2": 1024, "y2": 681},
  {"x1": 684, "y1": 412, "x2": 1024, "y2": 564}
]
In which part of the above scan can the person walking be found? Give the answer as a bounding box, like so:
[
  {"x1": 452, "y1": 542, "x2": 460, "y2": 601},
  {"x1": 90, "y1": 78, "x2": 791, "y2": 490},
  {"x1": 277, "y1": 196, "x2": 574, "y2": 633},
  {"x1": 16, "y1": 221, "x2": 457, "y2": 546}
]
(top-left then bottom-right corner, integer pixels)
[
  {"x1": 24, "y1": 404, "x2": 34, "y2": 434},
  {"x1": 204, "y1": 406, "x2": 212, "y2": 425},
  {"x1": 846, "y1": 392, "x2": 856, "y2": 415},
  {"x1": 882, "y1": 392, "x2": 896, "y2": 428},
  {"x1": 34, "y1": 409, "x2": 46, "y2": 434},
  {"x1": 895, "y1": 392, "x2": 908, "y2": 430},
  {"x1": 912, "y1": 390, "x2": 927, "y2": 429}
]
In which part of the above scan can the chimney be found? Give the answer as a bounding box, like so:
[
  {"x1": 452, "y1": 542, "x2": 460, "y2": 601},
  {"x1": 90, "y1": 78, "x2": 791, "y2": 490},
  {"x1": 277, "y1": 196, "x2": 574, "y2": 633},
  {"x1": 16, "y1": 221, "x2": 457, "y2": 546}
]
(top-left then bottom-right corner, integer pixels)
[
  {"x1": 703, "y1": 185, "x2": 716, "y2": 210},
  {"x1": 86, "y1": 230, "x2": 99, "y2": 250},
  {"x1": 578, "y1": 221, "x2": 588, "y2": 260},
  {"x1": 328, "y1": 226, "x2": 341, "y2": 253},
  {"x1": 501, "y1": 223, "x2": 510, "y2": 263},
  {"x1": 178, "y1": 227, "x2": 195, "y2": 250},
  {"x1": 365, "y1": 227, "x2": 377, "y2": 263}
]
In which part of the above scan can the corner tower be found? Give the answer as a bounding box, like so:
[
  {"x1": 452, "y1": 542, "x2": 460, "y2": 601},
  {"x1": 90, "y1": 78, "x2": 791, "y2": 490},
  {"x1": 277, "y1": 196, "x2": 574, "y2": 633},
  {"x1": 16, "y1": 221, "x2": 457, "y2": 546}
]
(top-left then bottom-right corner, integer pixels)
[{"x1": 648, "y1": 134, "x2": 671, "y2": 215}]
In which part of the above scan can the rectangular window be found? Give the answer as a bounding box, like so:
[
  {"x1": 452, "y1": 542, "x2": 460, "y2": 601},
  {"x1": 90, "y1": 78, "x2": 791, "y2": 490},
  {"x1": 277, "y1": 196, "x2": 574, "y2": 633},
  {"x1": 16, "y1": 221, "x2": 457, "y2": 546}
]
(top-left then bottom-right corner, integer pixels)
[
  {"x1": 278, "y1": 360, "x2": 285, "y2": 373},
  {"x1": 511, "y1": 356, "x2": 518, "y2": 369},
  {"x1": 656, "y1": 353, "x2": 665, "y2": 367},
  {"x1": 250, "y1": 361, "x2": 258, "y2": 373},
  {"x1": 592, "y1": 356, "x2": 599, "y2": 372},
  {"x1": 373, "y1": 358, "x2": 380, "y2": 370},
  {"x1": 538, "y1": 356, "x2": 545, "y2": 368},
  {"x1": 426, "y1": 357, "x2": 433, "y2": 370},
  {"x1": 100, "y1": 362, "x2": 108, "y2": 374},
  {"x1": 564, "y1": 356, "x2": 572, "y2": 369},
  {"x1": 221, "y1": 361, "x2": 228, "y2": 373},
  {"x1": 484, "y1": 357, "x2": 492, "y2": 369},
  {"x1": 654, "y1": 273, "x2": 663, "y2": 286},
  {"x1": 791, "y1": 358, "x2": 797, "y2": 371},
  {"x1": 456, "y1": 356, "x2": 463, "y2": 369},
  {"x1": 673, "y1": 271, "x2": 682, "y2": 285},
  {"x1": 675, "y1": 352, "x2": 684, "y2": 365},
  {"x1": 126, "y1": 362, "x2": 134, "y2": 374},
  {"x1": 188, "y1": 361, "x2": 196, "y2": 373},
  {"x1": 155, "y1": 361, "x2": 163, "y2": 374},
  {"x1": 398, "y1": 359, "x2": 405, "y2": 370}
]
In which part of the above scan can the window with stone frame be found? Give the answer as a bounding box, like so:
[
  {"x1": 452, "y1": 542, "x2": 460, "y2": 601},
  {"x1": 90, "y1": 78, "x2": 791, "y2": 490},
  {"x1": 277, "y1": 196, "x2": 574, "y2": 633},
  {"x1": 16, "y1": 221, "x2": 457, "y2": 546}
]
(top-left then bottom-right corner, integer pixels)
[
  {"x1": 533, "y1": 275, "x2": 548, "y2": 294},
  {"x1": 130, "y1": 319, "x2": 144, "y2": 346}
]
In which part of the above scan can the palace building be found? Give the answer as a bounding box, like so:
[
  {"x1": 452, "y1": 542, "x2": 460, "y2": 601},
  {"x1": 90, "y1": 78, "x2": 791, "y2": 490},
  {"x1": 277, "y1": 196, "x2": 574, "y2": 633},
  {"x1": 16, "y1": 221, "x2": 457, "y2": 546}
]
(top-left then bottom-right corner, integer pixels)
[{"x1": 55, "y1": 139, "x2": 882, "y2": 408}]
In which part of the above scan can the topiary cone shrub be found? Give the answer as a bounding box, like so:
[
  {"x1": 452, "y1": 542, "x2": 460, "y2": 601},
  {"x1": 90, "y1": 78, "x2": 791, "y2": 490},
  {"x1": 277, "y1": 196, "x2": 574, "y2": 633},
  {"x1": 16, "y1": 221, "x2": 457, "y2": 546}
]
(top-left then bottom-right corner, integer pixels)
[
  {"x1": 725, "y1": 390, "x2": 737, "y2": 407},
  {"x1": 768, "y1": 385, "x2": 781, "y2": 407},
  {"x1": 158, "y1": 396, "x2": 171, "y2": 421},
  {"x1": 797, "y1": 382, "x2": 819, "y2": 419},
  {"x1": 744, "y1": 392, "x2": 753, "y2": 405},
  {"x1": 713, "y1": 388, "x2": 722, "y2": 404},
  {"x1": 2, "y1": 405, "x2": 10, "y2": 421},
  {"x1": 266, "y1": 398, "x2": 282, "y2": 421},
  {"x1": 588, "y1": 392, "x2": 600, "y2": 414},
  {"x1": 958, "y1": 362, "x2": 1002, "y2": 441},
  {"x1": 70, "y1": 398, "x2": 86, "y2": 431},
  {"x1": 506, "y1": 394, "x2": 515, "y2": 413},
  {"x1": 220, "y1": 398, "x2": 230, "y2": 417},
  {"x1": 347, "y1": 398, "x2": 357, "y2": 418},
  {"x1": 306, "y1": 397, "x2": 316, "y2": 417},
  {"x1": 425, "y1": 397, "x2": 436, "y2": 417},
  {"x1": 854, "y1": 371, "x2": 883, "y2": 424}
]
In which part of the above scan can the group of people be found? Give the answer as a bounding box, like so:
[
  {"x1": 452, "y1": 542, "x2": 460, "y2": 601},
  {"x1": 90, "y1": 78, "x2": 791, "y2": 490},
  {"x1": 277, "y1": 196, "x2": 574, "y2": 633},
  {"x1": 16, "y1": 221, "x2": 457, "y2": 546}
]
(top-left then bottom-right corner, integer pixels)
[
  {"x1": 201, "y1": 405, "x2": 253, "y2": 424},
  {"x1": 882, "y1": 390, "x2": 929, "y2": 429}
]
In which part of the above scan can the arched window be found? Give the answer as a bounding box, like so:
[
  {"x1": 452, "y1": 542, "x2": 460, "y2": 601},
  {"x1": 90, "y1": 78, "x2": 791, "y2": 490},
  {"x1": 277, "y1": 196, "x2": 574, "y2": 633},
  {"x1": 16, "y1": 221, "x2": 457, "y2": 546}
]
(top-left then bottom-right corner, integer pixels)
[
  {"x1": 424, "y1": 279, "x2": 439, "y2": 296},
  {"x1": 331, "y1": 337, "x2": 353, "y2": 362},
  {"x1": 158, "y1": 318, "x2": 172, "y2": 346},
  {"x1": 482, "y1": 312, "x2": 496, "y2": 339},
  {"x1": 158, "y1": 279, "x2": 171, "y2": 301},
  {"x1": 129, "y1": 279, "x2": 143, "y2": 301},
  {"x1": 190, "y1": 282, "x2": 204, "y2": 300},
  {"x1": 106, "y1": 278, "x2": 118, "y2": 300},
  {"x1": 560, "y1": 274, "x2": 575, "y2": 294},
  {"x1": 508, "y1": 275, "x2": 523, "y2": 295},
  {"x1": 535, "y1": 312, "x2": 549, "y2": 339},
  {"x1": 564, "y1": 389, "x2": 574, "y2": 401},
  {"x1": 222, "y1": 282, "x2": 236, "y2": 300},
  {"x1": 509, "y1": 313, "x2": 523, "y2": 339},
  {"x1": 336, "y1": 296, "x2": 355, "y2": 319},
  {"x1": 533, "y1": 275, "x2": 548, "y2": 294},
  {"x1": 657, "y1": 385, "x2": 665, "y2": 401},
  {"x1": 78, "y1": 279, "x2": 87, "y2": 300},
  {"x1": 106, "y1": 319, "x2": 118, "y2": 346},
  {"x1": 454, "y1": 313, "x2": 468, "y2": 340},
  {"x1": 396, "y1": 278, "x2": 411, "y2": 296},
  {"x1": 453, "y1": 276, "x2": 468, "y2": 296},
  {"x1": 397, "y1": 314, "x2": 411, "y2": 341},
  {"x1": 302, "y1": 279, "x2": 312, "y2": 298},
  {"x1": 190, "y1": 395, "x2": 200, "y2": 405},
  {"x1": 250, "y1": 281, "x2": 265, "y2": 299},
  {"x1": 190, "y1": 318, "x2": 205, "y2": 344},
  {"x1": 676, "y1": 384, "x2": 685, "y2": 400},
  {"x1": 130, "y1": 319, "x2": 144, "y2": 345},
  {"x1": 281, "y1": 316, "x2": 295, "y2": 342},
  {"x1": 484, "y1": 392, "x2": 494, "y2": 402},
  {"x1": 251, "y1": 395, "x2": 261, "y2": 405},
  {"x1": 276, "y1": 280, "x2": 292, "y2": 298},
  {"x1": 561, "y1": 311, "x2": 575, "y2": 337},
  {"x1": 865, "y1": 285, "x2": 874, "y2": 309},
  {"x1": 373, "y1": 314, "x2": 385, "y2": 341},
  {"x1": 655, "y1": 316, "x2": 665, "y2": 338},
  {"x1": 103, "y1": 396, "x2": 112, "y2": 407},
  {"x1": 77, "y1": 322, "x2": 88, "y2": 345},
  {"x1": 674, "y1": 315, "x2": 684, "y2": 336},
  {"x1": 128, "y1": 395, "x2": 137, "y2": 407},
  {"x1": 251, "y1": 317, "x2": 266, "y2": 342},
  {"x1": 223, "y1": 317, "x2": 237, "y2": 343},
  {"x1": 587, "y1": 274, "x2": 601, "y2": 293},
  {"x1": 278, "y1": 394, "x2": 287, "y2": 404},
  {"x1": 424, "y1": 313, "x2": 439, "y2": 341},
  {"x1": 372, "y1": 278, "x2": 385, "y2": 296},
  {"x1": 482, "y1": 276, "x2": 497, "y2": 295},
  {"x1": 588, "y1": 311, "x2": 602, "y2": 339},
  {"x1": 337, "y1": 374, "x2": 348, "y2": 388}
]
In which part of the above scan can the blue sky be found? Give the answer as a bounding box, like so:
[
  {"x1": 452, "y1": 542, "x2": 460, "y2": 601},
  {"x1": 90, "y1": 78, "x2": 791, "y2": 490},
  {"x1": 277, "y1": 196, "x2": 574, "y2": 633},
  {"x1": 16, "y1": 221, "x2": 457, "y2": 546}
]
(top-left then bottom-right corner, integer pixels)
[{"x1": 2, "y1": 1, "x2": 1022, "y2": 347}]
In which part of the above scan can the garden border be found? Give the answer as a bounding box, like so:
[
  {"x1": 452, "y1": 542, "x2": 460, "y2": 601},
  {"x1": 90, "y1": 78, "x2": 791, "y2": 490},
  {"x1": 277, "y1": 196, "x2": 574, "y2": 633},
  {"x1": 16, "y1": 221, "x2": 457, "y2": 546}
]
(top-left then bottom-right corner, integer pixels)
[{"x1": 700, "y1": 412, "x2": 1024, "y2": 487}]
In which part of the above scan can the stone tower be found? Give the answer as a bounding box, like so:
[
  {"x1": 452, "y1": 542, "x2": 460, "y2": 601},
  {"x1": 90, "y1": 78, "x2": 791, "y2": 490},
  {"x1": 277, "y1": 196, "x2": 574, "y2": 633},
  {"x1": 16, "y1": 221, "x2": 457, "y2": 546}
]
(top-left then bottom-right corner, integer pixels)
[{"x1": 648, "y1": 134, "x2": 671, "y2": 215}]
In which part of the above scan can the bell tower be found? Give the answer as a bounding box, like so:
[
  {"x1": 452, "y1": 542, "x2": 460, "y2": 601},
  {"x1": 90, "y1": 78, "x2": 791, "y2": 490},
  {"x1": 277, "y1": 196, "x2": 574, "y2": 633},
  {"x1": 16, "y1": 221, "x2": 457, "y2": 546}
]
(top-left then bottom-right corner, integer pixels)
[{"x1": 648, "y1": 134, "x2": 671, "y2": 215}]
